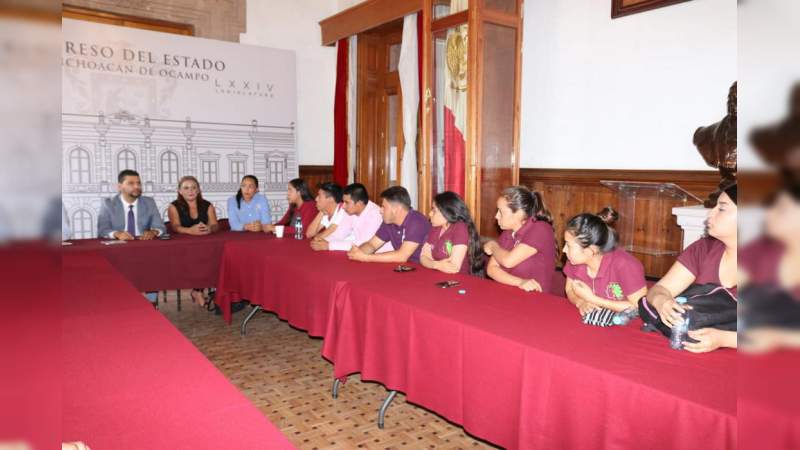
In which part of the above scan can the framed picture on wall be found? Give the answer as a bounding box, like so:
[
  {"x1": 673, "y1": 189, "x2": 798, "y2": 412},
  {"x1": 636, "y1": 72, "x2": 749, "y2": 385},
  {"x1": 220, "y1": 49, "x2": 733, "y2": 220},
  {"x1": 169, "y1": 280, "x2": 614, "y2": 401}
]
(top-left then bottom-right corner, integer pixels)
[{"x1": 611, "y1": 0, "x2": 692, "y2": 19}]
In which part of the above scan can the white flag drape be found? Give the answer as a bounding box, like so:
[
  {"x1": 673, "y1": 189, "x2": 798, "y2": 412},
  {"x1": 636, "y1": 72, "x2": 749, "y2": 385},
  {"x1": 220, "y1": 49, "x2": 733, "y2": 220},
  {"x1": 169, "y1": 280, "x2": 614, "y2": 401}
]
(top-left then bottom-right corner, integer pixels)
[
  {"x1": 398, "y1": 13, "x2": 419, "y2": 209},
  {"x1": 347, "y1": 35, "x2": 358, "y2": 184}
]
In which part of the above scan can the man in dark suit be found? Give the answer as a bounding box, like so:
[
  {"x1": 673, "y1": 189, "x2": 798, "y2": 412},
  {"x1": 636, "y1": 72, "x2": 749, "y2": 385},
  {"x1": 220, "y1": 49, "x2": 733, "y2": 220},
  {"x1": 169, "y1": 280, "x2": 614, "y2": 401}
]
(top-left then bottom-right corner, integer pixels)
[{"x1": 98, "y1": 170, "x2": 166, "y2": 240}]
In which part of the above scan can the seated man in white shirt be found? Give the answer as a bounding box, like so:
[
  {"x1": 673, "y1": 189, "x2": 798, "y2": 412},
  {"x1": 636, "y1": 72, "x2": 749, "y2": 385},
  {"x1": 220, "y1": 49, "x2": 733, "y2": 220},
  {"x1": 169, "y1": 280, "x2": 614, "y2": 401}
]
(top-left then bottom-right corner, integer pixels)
[
  {"x1": 310, "y1": 183, "x2": 383, "y2": 252},
  {"x1": 307, "y1": 181, "x2": 344, "y2": 240}
]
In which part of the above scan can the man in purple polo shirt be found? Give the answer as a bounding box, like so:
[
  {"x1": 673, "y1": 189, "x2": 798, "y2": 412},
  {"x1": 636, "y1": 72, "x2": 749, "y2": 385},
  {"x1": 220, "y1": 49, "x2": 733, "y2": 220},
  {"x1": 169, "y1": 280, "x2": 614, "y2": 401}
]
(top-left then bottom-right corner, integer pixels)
[{"x1": 347, "y1": 186, "x2": 431, "y2": 264}]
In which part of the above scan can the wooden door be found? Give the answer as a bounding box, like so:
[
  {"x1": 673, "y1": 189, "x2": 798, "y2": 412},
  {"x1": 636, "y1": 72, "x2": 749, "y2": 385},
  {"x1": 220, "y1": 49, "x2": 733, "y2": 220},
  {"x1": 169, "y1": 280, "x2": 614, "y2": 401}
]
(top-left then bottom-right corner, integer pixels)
[
  {"x1": 356, "y1": 34, "x2": 383, "y2": 200},
  {"x1": 383, "y1": 43, "x2": 404, "y2": 190},
  {"x1": 356, "y1": 22, "x2": 404, "y2": 202}
]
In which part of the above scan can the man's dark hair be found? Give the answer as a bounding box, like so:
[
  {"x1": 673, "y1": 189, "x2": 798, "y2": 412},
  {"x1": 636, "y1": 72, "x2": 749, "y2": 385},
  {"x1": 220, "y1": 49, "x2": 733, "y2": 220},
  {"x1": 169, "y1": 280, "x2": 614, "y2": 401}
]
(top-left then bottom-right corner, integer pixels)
[
  {"x1": 118, "y1": 169, "x2": 140, "y2": 183},
  {"x1": 343, "y1": 183, "x2": 369, "y2": 205},
  {"x1": 318, "y1": 181, "x2": 343, "y2": 203},
  {"x1": 380, "y1": 186, "x2": 411, "y2": 209}
]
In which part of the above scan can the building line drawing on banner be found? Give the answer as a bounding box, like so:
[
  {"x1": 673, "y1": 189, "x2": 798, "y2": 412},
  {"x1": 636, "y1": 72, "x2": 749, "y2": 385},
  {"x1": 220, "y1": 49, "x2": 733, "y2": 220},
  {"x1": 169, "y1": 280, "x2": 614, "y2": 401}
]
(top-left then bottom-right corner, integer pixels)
[{"x1": 62, "y1": 111, "x2": 297, "y2": 239}]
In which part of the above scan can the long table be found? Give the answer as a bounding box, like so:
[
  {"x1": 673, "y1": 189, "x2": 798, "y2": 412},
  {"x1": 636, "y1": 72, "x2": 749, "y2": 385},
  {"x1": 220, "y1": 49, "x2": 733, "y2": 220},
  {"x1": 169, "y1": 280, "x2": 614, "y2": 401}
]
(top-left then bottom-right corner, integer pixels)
[
  {"x1": 215, "y1": 237, "x2": 407, "y2": 334},
  {"x1": 322, "y1": 268, "x2": 737, "y2": 449},
  {"x1": 1, "y1": 245, "x2": 61, "y2": 449},
  {"x1": 59, "y1": 233, "x2": 739, "y2": 449},
  {"x1": 214, "y1": 238, "x2": 737, "y2": 449},
  {"x1": 64, "y1": 231, "x2": 272, "y2": 291},
  {"x1": 61, "y1": 252, "x2": 294, "y2": 449}
]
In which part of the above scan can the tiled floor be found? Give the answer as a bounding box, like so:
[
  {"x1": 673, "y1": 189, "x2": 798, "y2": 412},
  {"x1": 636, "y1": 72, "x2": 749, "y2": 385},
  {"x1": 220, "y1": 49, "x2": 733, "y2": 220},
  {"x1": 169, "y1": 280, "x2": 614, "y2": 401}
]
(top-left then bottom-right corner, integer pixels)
[{"x1": 161, "y1": 292, "x2": 498, "y2": 449}]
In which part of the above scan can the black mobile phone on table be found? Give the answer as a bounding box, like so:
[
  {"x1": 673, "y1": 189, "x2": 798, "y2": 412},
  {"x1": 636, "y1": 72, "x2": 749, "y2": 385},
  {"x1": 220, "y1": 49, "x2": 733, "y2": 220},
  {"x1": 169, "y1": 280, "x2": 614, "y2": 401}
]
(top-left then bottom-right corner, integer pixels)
[
  {"x1": 435, "y1": 280, "x2": 460, "y2": 288},
  {"x1": 393, "y1": 264, "x2": 415, "y2": 272}
]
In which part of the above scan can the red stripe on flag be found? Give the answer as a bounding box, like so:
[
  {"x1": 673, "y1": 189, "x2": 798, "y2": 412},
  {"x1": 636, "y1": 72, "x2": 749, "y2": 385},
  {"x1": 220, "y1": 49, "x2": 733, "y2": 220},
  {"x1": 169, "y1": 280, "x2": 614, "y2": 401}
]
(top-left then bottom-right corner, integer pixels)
[
  {"x1": 443, "y1": 106, "x2": 465, "y2": 196},
  {"x1": 333, "y1": 38, "x2": 349, "y2": 186}
]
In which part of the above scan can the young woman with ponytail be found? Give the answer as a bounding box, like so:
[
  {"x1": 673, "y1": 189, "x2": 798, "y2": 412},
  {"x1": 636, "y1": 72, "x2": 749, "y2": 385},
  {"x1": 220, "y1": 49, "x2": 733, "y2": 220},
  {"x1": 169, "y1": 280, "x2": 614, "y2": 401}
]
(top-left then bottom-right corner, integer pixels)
[
  {"x1": 483, "y1": 186, "x2": 557, "y2": 293},
  {"x1": 263, "y1": 178, "x2": 316, "y2": 236},
  {"x1": 563, "y1": 207, "x2": 647, "y2": 325},
  {"x1": 420, "y1": 191, "x2": 485, "y2": 276},
  {"x1": 226, "y1": 175, "x2": 272, "y2": 232}
]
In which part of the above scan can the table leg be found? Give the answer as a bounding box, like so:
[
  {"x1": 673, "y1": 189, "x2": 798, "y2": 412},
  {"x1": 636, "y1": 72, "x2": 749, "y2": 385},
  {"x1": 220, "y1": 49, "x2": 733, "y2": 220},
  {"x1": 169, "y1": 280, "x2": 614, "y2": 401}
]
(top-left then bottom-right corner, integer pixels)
[
  {"x1": 240, "y1": 305, "x2": 262, "y2": 336},
  {"x1": 332, "y1": 378, "x2": 342, "y2": 399},
  {"x1": 377, "y1": 390, "x2": 398, "y2": 429}
]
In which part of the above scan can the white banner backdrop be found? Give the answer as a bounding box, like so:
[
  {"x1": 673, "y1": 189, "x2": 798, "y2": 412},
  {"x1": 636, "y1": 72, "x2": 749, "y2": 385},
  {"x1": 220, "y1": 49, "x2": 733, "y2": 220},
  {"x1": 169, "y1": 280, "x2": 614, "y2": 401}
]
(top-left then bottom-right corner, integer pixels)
[{"x1": 62, "y1": 18, "x2": 297, "y2": 239}]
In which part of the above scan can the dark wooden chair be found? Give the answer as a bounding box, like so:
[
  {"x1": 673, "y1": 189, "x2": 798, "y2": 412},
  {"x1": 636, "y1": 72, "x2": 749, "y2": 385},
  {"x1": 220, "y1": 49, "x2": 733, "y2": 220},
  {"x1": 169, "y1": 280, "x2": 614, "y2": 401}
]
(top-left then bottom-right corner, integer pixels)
[
  {"x1": 160, "y1": 221, "x2": 183, "y2": 311},
  {"x1": 551, "y1": 269, "x2": 567, "y2": 297}
]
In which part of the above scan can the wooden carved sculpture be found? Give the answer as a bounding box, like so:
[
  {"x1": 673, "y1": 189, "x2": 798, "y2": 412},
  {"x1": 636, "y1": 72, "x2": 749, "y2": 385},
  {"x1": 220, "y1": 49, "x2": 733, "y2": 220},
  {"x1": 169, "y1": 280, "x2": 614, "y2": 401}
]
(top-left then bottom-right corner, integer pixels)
[
  {"x1": 750, "y1": 82, "x2": 800, "y2": 186},
  {"x1": 693, "y1": 81, "x2": 737, "y2": 207}
]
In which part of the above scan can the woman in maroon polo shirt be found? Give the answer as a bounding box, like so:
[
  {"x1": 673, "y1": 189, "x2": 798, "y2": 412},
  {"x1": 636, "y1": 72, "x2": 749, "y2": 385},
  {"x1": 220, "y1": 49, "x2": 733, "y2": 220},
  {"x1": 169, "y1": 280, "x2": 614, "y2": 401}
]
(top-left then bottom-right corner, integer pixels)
[
  {"x1": 420, "y1": 191, "x2": 485, "y2": 276},
  {"x1": 264, "y1": 178, "x2": 316, "y2": 237},
  {"x1": 740, "y1": 184, "x2": 800, "y2": 352},
  {"x1": 648, "y1": 183, "x2": 738, "y2": 352},
  {"x1": 563, "y1": 208, "x2": 647, "y2": 325},
  {"x1": 483, "y1": 186, "x2": 556, "y2": 293}
]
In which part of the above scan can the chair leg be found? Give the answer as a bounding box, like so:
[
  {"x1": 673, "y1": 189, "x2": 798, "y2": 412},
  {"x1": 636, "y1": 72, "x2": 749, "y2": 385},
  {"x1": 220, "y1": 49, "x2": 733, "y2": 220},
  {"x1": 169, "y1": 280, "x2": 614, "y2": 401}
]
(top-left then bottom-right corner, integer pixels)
[
  {"x1": 378, "y1": 390, "x2": 398, "y2": 429},
  {"x1": 240, "y1": 305, "x2": 262, "y2": 336},
  {"x1": 162, "y1": 290, "x2": 168, "y2": 303},
  {"x1": 177, "y1": 289, "x2": 181, "y2": 312},
  {"x1": 332, "y1": 378, "x2": 343, "y2": 399}
]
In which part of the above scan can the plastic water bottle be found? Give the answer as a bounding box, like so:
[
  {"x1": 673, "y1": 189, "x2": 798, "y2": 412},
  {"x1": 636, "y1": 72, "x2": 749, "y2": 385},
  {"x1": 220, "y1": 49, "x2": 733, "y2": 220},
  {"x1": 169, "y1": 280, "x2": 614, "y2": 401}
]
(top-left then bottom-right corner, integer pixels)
[
  {"x1": 611, "y1": 307, "x2": 639, "y2": 326},
  {"x1": 669, "y1": 296, "x2": 689, "y2": 350},
  {"x1": 294, "y1": 216, "x2": 303, "y2": 240}
]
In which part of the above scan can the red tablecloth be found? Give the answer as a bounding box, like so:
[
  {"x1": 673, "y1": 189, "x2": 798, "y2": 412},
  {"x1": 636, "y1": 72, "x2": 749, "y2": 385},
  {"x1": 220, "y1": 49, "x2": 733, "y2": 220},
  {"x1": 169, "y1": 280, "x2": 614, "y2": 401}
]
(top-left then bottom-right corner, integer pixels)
[
  {"x1": 63, "y1": 231, "x2": 271, "y2": 291},
  {"x1": 61, "y1": 252, "x2": 294, "y2": 450},
  {"x1": 0, "y1": 244, "x2": 61, "y2": 449},
  {"x1": 215, "y1": 237, "x2": 410, "y2": 334},
  {"x1": 321, "y1": 268, "x2": 737, "y2": 450},
  {"x1": 739, "y1": 351, "x2": 800, "y2": 450}
]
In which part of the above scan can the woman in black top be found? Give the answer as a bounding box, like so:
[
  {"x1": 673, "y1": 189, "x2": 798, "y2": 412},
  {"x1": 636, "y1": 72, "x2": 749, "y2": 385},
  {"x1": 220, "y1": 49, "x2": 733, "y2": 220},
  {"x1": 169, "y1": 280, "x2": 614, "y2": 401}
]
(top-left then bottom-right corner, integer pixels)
[{"x1": 167, "y1": 175, "x2": 219, "y2": 307}]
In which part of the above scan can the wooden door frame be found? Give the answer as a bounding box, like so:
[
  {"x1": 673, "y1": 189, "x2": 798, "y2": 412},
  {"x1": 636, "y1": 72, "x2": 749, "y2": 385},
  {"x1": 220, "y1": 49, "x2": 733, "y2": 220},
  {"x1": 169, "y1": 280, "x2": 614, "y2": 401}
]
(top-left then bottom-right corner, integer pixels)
[
  {"x1": 62, "y1": 4, "x2": 194, "y2": 35},
  {"x1": 321, "y1": 0, "x2": 524, "y2": 228},
  {"x1": 470, "y1": 0, "x2": 523, "y2": 235},
  {"x1": 418, "y1": 0, "x2": 433, "y2": 216},
  {"x1": 319, "y1": 0, "x2": 423, "y2": 46}
]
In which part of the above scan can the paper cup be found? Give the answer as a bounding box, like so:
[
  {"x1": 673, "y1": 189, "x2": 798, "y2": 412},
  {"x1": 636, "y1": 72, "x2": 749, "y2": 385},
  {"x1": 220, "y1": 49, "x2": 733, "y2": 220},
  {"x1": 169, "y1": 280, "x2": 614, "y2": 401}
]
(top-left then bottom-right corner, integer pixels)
[{"x1": 274, "y1": 225, "x2": 284, "y2": 238}]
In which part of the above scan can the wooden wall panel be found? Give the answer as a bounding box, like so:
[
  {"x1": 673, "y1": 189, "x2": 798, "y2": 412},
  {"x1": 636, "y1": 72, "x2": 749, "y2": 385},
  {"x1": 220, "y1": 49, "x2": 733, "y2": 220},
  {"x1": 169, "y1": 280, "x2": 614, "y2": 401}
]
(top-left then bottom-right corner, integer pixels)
[
  {"x1": 520, "y1": 168, "x2": 721, "y2": 278},
  {"x1": 298, "y1": 165, "x2": 334, "y2": 197}
]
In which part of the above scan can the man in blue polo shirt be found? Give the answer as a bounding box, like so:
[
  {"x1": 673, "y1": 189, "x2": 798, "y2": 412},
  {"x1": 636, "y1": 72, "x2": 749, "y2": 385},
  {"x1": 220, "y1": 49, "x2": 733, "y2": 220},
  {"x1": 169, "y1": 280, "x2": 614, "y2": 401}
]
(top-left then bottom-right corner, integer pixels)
[{"x1": 347, "y1": 186, "x2": 431, "y2": 264}]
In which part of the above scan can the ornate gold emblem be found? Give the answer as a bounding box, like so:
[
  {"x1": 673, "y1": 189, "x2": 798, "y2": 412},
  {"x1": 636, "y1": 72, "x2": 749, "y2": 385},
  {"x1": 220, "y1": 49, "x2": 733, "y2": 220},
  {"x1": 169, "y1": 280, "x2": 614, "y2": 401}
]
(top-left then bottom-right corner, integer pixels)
[{"x1": 446, "y1": 26, "x2": 468, "y2": 92}]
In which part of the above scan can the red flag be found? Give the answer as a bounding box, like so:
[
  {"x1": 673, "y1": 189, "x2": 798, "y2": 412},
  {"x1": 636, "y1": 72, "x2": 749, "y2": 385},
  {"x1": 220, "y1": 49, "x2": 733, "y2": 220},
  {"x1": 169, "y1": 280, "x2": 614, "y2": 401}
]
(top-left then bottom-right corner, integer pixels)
[{"x1": 333, "y1": 38, "x2": 348, "y2": 186}]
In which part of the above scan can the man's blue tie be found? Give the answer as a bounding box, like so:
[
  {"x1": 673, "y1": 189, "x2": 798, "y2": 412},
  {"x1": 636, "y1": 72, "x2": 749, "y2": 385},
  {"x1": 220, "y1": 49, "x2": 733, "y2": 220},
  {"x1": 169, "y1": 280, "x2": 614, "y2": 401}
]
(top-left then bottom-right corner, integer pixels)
[{"x1": 126, "y1": 204, "x2": 135, "y2": 236}]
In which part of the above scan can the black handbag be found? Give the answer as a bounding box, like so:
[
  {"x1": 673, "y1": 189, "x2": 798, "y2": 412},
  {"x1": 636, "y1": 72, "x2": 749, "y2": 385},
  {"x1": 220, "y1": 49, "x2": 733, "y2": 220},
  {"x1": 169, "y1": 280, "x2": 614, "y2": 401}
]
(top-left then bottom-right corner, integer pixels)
[
  {"x1": 739, "y1": 283, "x2": 800, "y2": 330},
  {"x1": 639, "y1": 283, "x2": 737, "y2": 339}
]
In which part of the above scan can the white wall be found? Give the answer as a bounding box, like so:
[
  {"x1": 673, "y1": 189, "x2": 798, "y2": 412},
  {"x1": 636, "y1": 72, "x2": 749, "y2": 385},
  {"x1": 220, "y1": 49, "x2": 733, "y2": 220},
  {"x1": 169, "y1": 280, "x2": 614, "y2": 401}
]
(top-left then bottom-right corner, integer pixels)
[
  {"x1": 737, "y1": 0, "x2": 799, "y2": 170},
  {"x1": 240, "y1": 0, "x2": 344, "y2": 165},
  {"x1": 244, "y1": 0, "x2": 737, "y2": 169},
  {"x1": 519, "y1": 0, "x2": 737, "y2": 170}
]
